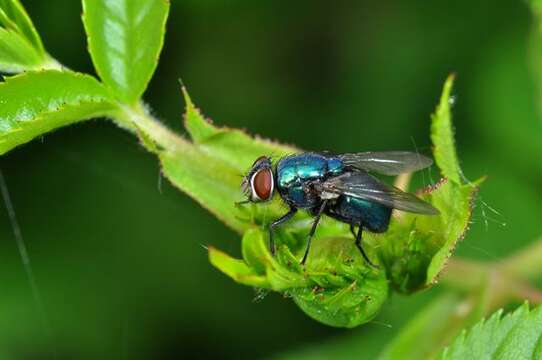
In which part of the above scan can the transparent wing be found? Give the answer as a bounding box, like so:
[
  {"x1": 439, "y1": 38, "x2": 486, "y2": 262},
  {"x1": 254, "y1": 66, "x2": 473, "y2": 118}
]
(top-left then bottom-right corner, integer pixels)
[
  {"x1": 339, "y1": 151, "x2": 433, "y2": 175},
  {"x1": 319, "y1": 171, "x2": 440, "y2": 215}
]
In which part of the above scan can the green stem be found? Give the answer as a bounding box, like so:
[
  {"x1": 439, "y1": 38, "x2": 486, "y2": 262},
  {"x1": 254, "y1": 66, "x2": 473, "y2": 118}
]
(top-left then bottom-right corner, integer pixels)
[
  {"x1": 36, "y1": 55, "x2": 187, "y2": 152},
  {"x1": 113, "y1": 102, "x2": 188, "y2": 152}
]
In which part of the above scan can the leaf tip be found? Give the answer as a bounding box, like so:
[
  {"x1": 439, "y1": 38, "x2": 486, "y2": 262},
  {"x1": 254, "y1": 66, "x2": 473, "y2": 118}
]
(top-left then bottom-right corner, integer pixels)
[
  {"x1": 440, "y1": 73, "x2": 456, "y2": 107},
  {"x1": 179, "y1": 80, "x2": 193, "y2": 109},
  {"x1": 181, "y1": 85, "x2": 220, "y2": 142}
]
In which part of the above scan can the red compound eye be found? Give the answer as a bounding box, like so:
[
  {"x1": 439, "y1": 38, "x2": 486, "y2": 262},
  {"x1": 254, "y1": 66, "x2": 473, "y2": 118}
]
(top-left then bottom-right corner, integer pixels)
[{"x1": 251, "y1": 168, "x2": 274, "y2": 201}]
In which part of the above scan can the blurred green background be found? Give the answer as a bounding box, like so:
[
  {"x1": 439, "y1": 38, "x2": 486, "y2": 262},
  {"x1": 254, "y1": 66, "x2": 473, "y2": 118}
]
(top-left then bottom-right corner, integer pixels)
[{"x1": 1, "y1": 0, "x2": 541, "y2": 359}]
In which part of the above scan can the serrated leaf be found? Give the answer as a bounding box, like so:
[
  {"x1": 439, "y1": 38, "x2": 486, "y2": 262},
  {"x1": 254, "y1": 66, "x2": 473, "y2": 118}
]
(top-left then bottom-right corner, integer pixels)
[
  {"x1": 0, "y1": 70, "x2": 116, "y2": 154},
  {"x1": 0, "y1": 0, "x2": 49, "y2": 73},
  {"x1": 424, "y1": 181, "x2": 481, "y2": 283},
  {"x1": 431, "y1": 74, "x2": 461, "y2": 184},
  {"x1": 379, "y1": 76, "x2": 481, "y2": 293},
  {"x1": 208, "y1": 245, "x2": 269, "y2": 288},
  {"x1": 0, "y1": 0, "x2": 44, "y2": 53},
  {"x1": 182, "y1": 86, "x2": 220, "y2": 142},
  {"x1": 82, "y1": 0, "x2": 169, "y2": 104},
  {"x1": 438, "y1": 303, "x2": 542, "y2": 359},
  {"x1": 160, "y1": 89, "x2": 296, "y2": 233},
  {"x1": 0, "y1": 25, "x2": 42, "y2": 72},
  {"x1": 210, "y1": 228, "x2": 388, "y2": 328},
  {"x1": 160, "y1": 80, "x2": 478, "y2": 326},
  {"x1": 161, "y1": 91, "x2": 388, "y2": 327}
]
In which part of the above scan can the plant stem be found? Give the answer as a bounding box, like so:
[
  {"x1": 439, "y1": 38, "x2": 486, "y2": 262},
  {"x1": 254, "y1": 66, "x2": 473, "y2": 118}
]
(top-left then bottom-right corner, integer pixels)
[
  {"x1": 114, "y1": 102, "x2": 188, "y2": 152},
  {"x1": 39, "y1": 55, "x2": 187, "y2": 153}
]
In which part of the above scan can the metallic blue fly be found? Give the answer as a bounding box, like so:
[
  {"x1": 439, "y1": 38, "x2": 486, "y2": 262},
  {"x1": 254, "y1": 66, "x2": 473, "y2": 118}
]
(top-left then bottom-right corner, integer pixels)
[{"x1": 240, "y1": 152, "x2": 439, "y2": 267}]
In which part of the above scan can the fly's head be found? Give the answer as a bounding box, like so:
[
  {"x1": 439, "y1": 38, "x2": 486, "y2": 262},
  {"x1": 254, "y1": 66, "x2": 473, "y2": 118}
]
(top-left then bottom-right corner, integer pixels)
[{"x1": 241, "y1": 156, "x2": 275, "y2": 203}]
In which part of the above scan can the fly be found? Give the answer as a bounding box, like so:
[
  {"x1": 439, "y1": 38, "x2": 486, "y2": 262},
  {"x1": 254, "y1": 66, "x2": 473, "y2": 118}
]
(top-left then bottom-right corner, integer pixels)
[{"x1": 240, "y1": 152, "x2": 439, "y2": 267}]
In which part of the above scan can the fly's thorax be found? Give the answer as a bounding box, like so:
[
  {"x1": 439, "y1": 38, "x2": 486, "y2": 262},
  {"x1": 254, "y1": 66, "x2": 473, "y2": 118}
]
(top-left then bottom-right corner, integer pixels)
[
  {"x1": 276, "y1": 153, "x2": 344, "y2": 188},
  {"x1": 275, "y1": 153, "x2": 345, "y2": 208},
  {"x1": 327, "y1": 157, "x2": 343, "y2": 175}
]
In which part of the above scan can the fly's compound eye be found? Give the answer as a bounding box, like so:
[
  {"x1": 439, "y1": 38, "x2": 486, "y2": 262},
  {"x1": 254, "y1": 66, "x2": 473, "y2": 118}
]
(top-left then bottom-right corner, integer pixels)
[{"x1": 250, "y1": 168, "x2": 274, "y2": 201}]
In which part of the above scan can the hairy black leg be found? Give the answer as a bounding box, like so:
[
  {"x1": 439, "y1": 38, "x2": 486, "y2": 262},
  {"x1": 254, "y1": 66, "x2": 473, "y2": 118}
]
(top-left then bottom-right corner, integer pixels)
[
  {"x1": 269, "y1": 206, "x2": 297, "y2": 255},
  {"x1": 301, "y1": 200, "x2": 328, "y2": 265},
  {"x1": 354, "y1": 224, "x2": 379, "y2": 269}
]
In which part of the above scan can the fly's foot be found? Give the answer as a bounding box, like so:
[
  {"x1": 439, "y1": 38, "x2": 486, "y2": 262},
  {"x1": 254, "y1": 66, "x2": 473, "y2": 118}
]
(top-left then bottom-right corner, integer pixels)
[{"x1": 355, "y1": 243, "x2": 380, "y2": 269}]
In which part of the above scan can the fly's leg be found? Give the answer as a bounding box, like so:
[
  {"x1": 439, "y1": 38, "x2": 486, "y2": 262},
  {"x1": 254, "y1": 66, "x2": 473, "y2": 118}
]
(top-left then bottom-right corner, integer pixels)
[
  {"x1": 301, "y1": 200, "x2": 328, "y2": 265},
  {"x1": 349, "y1": 223, "x2": 356, "y2": 238},
  {"x1": 354, "y1": 224, "x2": 379, "y2": 269},
  {"x1": 269, "y1": 206, "x2": 297, "y2": 255}
]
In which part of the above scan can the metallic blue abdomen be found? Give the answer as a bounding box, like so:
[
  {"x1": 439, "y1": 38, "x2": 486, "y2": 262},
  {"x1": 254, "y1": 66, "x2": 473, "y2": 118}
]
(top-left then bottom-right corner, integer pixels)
[
  {"x1": 329, "y1": 195, "x2": 392, "y2": 232},
  {"x1": 276, "y1": 153, "x2": 343, "y2": 209}
]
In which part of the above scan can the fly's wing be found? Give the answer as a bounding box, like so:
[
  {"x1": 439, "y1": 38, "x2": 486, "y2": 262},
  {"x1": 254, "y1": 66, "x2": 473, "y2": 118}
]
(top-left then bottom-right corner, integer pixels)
[
  {"x1": 339, "y1": 151, "x2": 433, "y2": 175},
  {"x1": 318, "y1": 171, "x2": 440, "y2": 215}
]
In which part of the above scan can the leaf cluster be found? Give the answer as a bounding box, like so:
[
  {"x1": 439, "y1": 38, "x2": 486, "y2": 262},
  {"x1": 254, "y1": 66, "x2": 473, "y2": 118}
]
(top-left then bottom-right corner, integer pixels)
[{"x1": 0, "y1": 0, "x2": 481, "y2": 329}]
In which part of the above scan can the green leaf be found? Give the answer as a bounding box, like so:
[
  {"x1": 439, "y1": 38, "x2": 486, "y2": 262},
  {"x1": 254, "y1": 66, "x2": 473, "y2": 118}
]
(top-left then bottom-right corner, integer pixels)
[
  {"x1": 431, "y1": 74, "x2": 461, "y2": 184},
  {"x1": 379, "y1": 76, "x2": 481, "y2": 293},
  {"x1": 182, "y1": 86, "x2": 220, "y2": 142},
  {"x1": 424, "y1": 183, "x2": 482, "y2": 286},
  {"x1": 0, "y1": 0, "x2": 50, "y2": 73},
  {"x1": 159, "y1": 78, "x2": 479, "y2": 326},
  {"x1": 0, "y1": 25, "x2": 42, "y2": 72},
  {"x1": 0, "y1": 0, "x2": 43, "y2": 52},
  {"x1": 438, "y1": 303, "x2": 542, "y2": 359},
  {"x1": 160, "y1": 88, "x2": 296, "y2": 232},
  {"x1": 0, "y1": 70, "x2": 116, "y2": 154},
  {"x1": 82, "y1": 0, "x2": 169, "y2": 104},
  {"x1": 208, "y1": 245, "x2": 269, "y2": 288},
  {"x1": 211, "y1": 228, "x2": 388, "y2": 328},
  {"x1": 162, "y1": 90, "x2": 388, "y2": 327}
]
